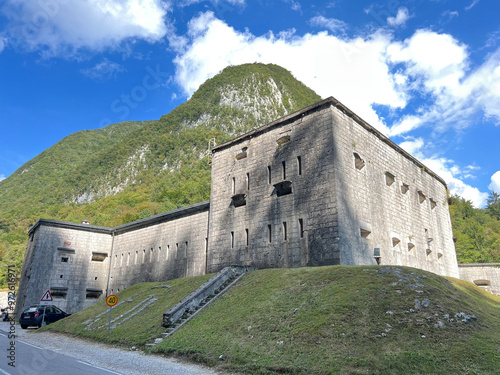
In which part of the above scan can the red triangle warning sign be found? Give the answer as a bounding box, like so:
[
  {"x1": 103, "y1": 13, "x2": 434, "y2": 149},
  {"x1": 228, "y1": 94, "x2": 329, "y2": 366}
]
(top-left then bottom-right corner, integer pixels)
[{"x1": 40, "y1": 290, "x2": 53, "y2": 302}]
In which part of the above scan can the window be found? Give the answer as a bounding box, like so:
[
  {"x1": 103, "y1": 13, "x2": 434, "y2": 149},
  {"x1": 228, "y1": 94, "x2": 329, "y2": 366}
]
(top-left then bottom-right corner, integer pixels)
[
  {"x1": 360, "y1": 229, "x2": 371, "y2": 238},
  {"x1": 268, "y1": 166, "x2": 272, "y2": 184},
  {"x1": 297, "y1": 156, "x2": 302, "y2": 175},
  {"x1": 353, "y1": 153, "x2": 365, "y2": 170},
  {"x1": 282, "y1": 161, "x2": 286, "y2": 179},
  {"x1": 245, "y1": 228, "x2": 249, "y2": 249},
  {"x1": 246, "y1": 173, "x2": 250, "y2": 190},
  {"x1": 61, "y1": 257, "x2": 69, "y2": 263},
  {"x1": 282, "y1": 222, "x2": 287, "y2": 241},
  {"x1": 268, "y1": 225, "x2": 272, "y2": 243},
  {"x1": 232, "y1": 177, "x2": 236, "y2": 194},
  {"x1": 401, "y1": 183, "x2": 409, "y2": 194},
  {"x1": 86, "y1": 289, "x2": 102, "y2": 299},
  {"x1": 385, "y1": 172, "x2": 395, "y2": 186},
  {"x1": 91, "y1": 252, "x2": 108, "y2": 262},
  {"x1": 185, "y1": 241, "x2": 188, "y2": 255},
  {"x1": 299, "y1": 219, "x2": 304, "y2": 238},
  {"x1": 231, "y1": 232, "x2": 234, "y2": 249},
  {"x1": 430, "y1": 198, "x2": 437, "y2": 209},
  {"x1": 418, "y1": 190, "x2": 427, "y2": 204}
]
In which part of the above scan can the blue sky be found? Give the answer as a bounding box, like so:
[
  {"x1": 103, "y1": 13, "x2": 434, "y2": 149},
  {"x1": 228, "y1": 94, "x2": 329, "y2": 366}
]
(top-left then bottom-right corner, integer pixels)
[{"x1": 0, "y1": 0, "x2": 499, "y2": 207}]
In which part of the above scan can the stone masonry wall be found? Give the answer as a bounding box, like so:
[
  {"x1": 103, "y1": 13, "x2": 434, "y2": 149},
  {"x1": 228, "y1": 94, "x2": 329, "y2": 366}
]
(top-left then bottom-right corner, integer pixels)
[
  {"x1": 109, "y1": 208, "x2": 209, "y2": 294},
  {"x1": 16, "y1": 224, "x2": 111, "y2": 316},
  {"x1": 330, "y1": 104, "x2": 459, "y2": 277},
  {"x1": 458, "y1": 264, "x2": 500, "y2": 295},
  {"x1": 207, "y1": 102, "x2": 340, "y2": 272}
]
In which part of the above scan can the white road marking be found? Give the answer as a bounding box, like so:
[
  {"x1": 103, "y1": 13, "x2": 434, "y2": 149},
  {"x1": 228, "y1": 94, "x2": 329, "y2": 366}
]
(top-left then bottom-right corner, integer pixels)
[
  {"x1": 18, "y1": 340, "x2": 43, "y2": 350},
  {"x1": 77, "y1": 360, "x2": 123, "y2": 374},
  {"x1": 0, "y1": 368, "x2": 12, "y2": 375}
]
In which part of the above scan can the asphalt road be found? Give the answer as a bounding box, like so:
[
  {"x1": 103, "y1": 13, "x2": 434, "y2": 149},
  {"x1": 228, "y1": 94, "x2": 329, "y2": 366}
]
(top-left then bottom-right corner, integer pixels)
[{"x1": 0, "y1": 321, "x2": 219, "y2": 375}]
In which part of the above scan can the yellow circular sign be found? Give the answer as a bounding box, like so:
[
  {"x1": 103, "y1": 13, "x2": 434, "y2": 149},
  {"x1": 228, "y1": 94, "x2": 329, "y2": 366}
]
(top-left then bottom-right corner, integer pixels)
[{"x1": 106, "y1": 294, "x2": 118, "y2": 307}]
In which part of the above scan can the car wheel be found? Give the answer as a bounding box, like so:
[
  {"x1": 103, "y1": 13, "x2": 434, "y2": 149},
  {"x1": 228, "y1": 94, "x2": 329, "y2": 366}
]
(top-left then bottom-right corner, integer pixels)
[{"x1": 21, "y1": 324, "x2": 28, "y2": 329}]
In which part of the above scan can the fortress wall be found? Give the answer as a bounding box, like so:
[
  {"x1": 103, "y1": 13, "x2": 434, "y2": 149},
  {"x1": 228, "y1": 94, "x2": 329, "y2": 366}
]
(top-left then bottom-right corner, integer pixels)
[
  {"x1": 108, "y1": 206, "x2": 209, "y2": 293},
  {"x1": 330, "y1": 105, "x2": 459, "y2": 277},
  {"x1": 458, "y1": 264, "x2": 500, "y2": 295},
  {"x1": 15, "y1": 223, "x2": 112, "y2": 316},
  {"x1": 207, "y1": 103, "x2": 340, "y2": 272}
]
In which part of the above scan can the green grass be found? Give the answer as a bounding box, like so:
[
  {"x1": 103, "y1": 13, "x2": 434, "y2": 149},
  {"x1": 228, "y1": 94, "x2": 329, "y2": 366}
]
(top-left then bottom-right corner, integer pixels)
[
  {"x1": 45, "y1": 266, "x2": 500, "y2": 374},
  {"x1": 44, "y1": 273, "x2": 213, "y2": 347}
]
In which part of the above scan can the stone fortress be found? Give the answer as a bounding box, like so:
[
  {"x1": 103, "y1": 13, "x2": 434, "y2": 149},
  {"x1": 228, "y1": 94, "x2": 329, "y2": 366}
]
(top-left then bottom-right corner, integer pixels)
[{"x1": 15, "y1": 97, "x2": 500, "y2": 317}]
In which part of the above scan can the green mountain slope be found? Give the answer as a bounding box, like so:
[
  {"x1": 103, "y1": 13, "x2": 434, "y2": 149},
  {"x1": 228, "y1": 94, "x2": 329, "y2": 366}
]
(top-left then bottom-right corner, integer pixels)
[
  {"x1": 46, "y1": 266, "x2": 500, "y2": 375},
  {"x1": 0, "y1": 63, "x2": 321, "y2": 280}
]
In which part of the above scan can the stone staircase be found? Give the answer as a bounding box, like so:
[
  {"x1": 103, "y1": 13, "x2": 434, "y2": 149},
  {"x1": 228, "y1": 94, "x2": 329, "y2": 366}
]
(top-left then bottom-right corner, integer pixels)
[{"x1": 145, "y1": 265, "x2": 252, "y2": 349}]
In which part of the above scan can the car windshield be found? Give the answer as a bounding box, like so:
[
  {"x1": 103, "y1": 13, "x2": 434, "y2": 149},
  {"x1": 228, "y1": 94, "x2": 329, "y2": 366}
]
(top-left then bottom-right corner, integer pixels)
[{"x1": 24, "y1": 307, "x2": 38, "y2": 313}]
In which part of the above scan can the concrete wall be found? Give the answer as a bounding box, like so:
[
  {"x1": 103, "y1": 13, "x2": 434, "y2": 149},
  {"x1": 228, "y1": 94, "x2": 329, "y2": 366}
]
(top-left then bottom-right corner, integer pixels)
[
  {"x1": 329, "y1": 103, "x2": 459, "y2": 277},
  {"x1": 458, "y1": 264, "x2": 500, "y2": 295},
  {"x1": 207, "y1": 101, "x2": 340, "y2": 272}
]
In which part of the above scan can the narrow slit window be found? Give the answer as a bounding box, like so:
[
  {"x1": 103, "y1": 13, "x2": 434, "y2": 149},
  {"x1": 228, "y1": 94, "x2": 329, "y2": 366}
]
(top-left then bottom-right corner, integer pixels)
[
  {"x1": 231, "y1": 231, "x2": 234, "y2": 249},
  {"x1": 282, "y1": 161, "x2": 286, "y2": 180},
  {"x1": 297, "y1": 156, "x2": 302, "y2": 175},
  {"x1": 185, "y1": 241, "x2": 188, "y2": 255},
  {"x1": 61, "y1": 257, "x2": 68, "y2": 263},
  {"x1": 401, "y1": 183, "x2": 409, "y2": 194},
  {"x1": 268, "y1": 225, "x2": 272, "y2": 243},
  {"x1": 299, "y1": 218, "x2": 304, "y2": 238},
  {"x1": 245, "y1": 228, "x2": 249, "y2": 247},
  {"x1": 283, "y1": 222, "x2": 287, "y2": 241},
  {"x1": 246, "y1": 173, "x2": 250, "y2": 190},
  {"x1": 268, "y1": 166, "x2": 272, "y2": 184},
  {"x1": 176, "y1": 243, "x2": 179, "y2": 258},
  {"x1": 232, "y1": 177, "x2": 236, "y2": 194}
]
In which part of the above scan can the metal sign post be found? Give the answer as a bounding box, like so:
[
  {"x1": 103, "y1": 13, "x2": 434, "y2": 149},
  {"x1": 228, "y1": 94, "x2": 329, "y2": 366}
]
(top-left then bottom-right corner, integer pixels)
[
  {"x1": 106, "y1": 295, "x2": 118, "y2": 335},
  {"x1": 40, "y1": 290, "x2": 53, "y2": 328}
]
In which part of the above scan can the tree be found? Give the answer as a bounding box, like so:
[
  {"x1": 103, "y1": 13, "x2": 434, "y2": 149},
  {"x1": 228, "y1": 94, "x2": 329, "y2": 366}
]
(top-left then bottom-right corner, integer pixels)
[{"x1": 486, "y1": 191, "x2": 500, "y2": 219}]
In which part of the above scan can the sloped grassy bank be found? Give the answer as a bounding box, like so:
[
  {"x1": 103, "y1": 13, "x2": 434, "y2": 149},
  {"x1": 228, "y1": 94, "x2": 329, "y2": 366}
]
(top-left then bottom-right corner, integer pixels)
[
  {"x1": 46, "y1": 266, "x2": 499, "y2": 374},
  {"x1": 44, "y1": 273, "x2": 213, "y2": 347},
  {"x1": 152, "y1": 266, "x2": 499, "y2": 375}
]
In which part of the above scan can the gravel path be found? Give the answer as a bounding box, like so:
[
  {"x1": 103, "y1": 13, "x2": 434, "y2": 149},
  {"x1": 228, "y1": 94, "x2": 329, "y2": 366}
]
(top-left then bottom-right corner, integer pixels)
[{"x1": 1, "y1": 321, "x2": 221, "y2": 375}]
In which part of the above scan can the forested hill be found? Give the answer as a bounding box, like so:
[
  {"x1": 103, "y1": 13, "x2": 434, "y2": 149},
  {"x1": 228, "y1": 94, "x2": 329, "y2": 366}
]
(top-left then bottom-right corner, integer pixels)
[{"x1": 0, "y1": 63, "x2": 322, "y2": 281}]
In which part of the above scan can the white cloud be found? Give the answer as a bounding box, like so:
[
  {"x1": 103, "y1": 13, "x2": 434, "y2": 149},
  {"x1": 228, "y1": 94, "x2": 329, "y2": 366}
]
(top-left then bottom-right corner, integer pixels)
[
  {"x1": 1, "y1": 0, "x2": 171, "y2": 57},
  {"x1": 0, "y1": 174, "x2": 5, "y2": 181},
  {"x1": 172, "y1": 12, "x2": 408, "y2": 134},
  {"x1": 387, "y1": 7, "x2": 410, "y2": 27},
  {"x1": 309, "y1": 16, "x2": 347, "y2": 34},
  {"x1": 399, "y1": 137, "x2": 424, "y2": 155},
  {"x1": 420, "y1": 156, "x2": 488, "y2": 208},
  {"x1": 80, "y1": 59, "x2": 126, "y2": 80},
  {"x1": 0, "y1": 37, "x2": 6, "y2": 53},
  {"x1": 465, "y1": 0, "x2": 480, "y2": 11},
  {"x1": 489, "y1": 171, "x2": 500, "y2": 192}
]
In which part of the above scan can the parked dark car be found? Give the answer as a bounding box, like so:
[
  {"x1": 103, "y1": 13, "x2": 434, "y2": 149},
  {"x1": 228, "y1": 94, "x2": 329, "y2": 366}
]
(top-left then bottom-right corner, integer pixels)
[{"x1": 19, "y1": 305, "x2": 70, "y2": 329}]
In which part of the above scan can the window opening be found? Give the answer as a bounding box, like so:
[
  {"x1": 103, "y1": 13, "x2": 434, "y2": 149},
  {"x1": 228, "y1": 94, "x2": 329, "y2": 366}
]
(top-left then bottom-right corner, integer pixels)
[
  {"x1": 283, "y1": 222, "x2": 287, "y2": 241},
  {"x1": 185, "y1": 241, "x2": 188, "y2": 255},
  {"x1": 299, "y1": 219, "x2": 304, "y2": 238},
  {"x1": 385, "y1": 172, "x2": 395, "y2": 186},
  {"x1": 353, "y1": 153, "x2": 365, "y2": 170},
  {"x1": 392, "y1": 237, "x2": 401, "y2": 247},
  {"x1": 268, "y1": 166, "x2": 271, "y2": 184},
  {"x1": 418, "y1": 190, "x2": 427, "y2": 204},
  {"x1": 245, "y1": 228, "x2": 249, "y2": 250},
  {"x1": 61, "y1": 257, "x2": 68, "y2": 263},
  {"x1": 91, "y1": 252, "x2": 108, "y2": 262},
  {"x1": 474, "y1": 280, "x2": 491, "y2": 287},
  {"x1": 430, "y1": 198, "x2": 437, "y2": 209},
  {"x1": 232, "y1": 177, "x2": 236, "y2": 194},
  {"x1": 86, "y1": 289, "x2": 102, "y2": 299},
  {"x1": 59, "y1": 275, "x2": 63, "y2": 279},
  {"x1": 282, "y1": 161, "x2": 286, "y2": 180},
  {"x1": 268, "y1": 225, "x2": 272, "y2": 243},
  {"x1": 231, "y1": 232, "x2": 234, "y2": 249},
  {"x1": 360, "y1": 229, "x2": 371, "y2": 238},
  {"x1": 246, "y1": 173, "x2": 250, "y2": 190},
  {"x1": 297, "y1": 156, "x2": 302, "y2": 175},
  {"x1": 401, "y1": 182, "x2": 409, "y2": 194}
]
